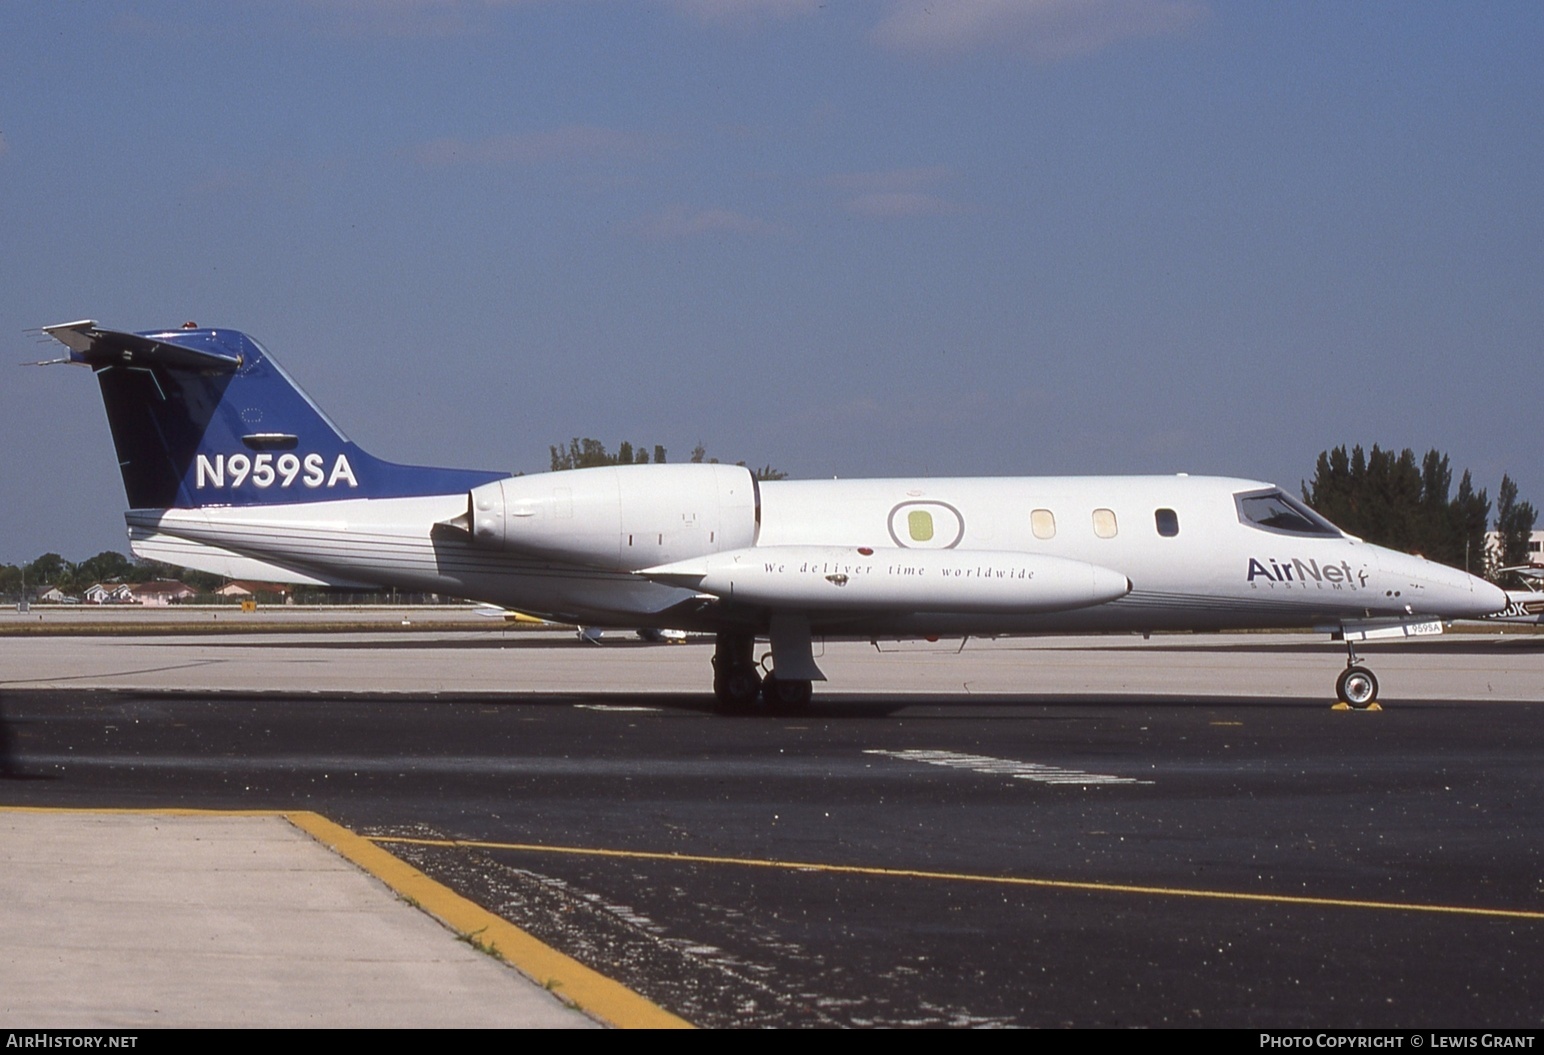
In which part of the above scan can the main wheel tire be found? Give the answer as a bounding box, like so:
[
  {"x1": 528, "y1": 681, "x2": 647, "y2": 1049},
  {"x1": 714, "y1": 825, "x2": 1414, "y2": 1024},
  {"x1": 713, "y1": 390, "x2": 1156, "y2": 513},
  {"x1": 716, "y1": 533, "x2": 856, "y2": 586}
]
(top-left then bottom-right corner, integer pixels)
[
  {"x1": 762, "y1": 674, "x2": 813, "y2": 712},
  {"x1": 715, "y1": 665, "x2": 763, "y2": 712},
  {"x1": 1336, "y1": 665, "x2": 1379, "y2": 707}
]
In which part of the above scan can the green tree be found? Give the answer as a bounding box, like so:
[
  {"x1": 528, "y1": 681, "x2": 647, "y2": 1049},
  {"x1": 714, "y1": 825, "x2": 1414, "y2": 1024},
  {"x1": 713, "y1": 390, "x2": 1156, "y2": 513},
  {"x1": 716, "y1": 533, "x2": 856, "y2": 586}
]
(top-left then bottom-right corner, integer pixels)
[
  {"x1": 1304, "y1": 444, "x2": 1495, "y2": 573},
  {"x1": 1494, "y1": 474, "x2": 1539, "y2": 568},
  {"x1": 1451, "y1": 471, "x2": 1492, "y2": 576},
  {"x1": 26, "y1": 553, "x2": 69, "y2": 585},
  {"x1": 550, "y1": 438, "x2": 663, "y2": 471},
  {"x1": 551, "y1": 438, "x2": 784, "y2": 478},
  {"x1": 74, "y1": 550, "x2": 135, "y2": 586},
  {"x1": 685, "y1": 441, "x2": 785, "y2": 479}
]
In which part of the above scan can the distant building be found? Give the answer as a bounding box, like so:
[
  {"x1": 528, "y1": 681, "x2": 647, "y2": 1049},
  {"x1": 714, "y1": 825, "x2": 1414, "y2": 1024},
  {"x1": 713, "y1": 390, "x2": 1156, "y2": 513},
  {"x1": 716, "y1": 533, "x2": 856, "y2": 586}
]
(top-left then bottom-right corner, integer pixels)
[
  {"x1": 84, "y1": 582, "x2": 135, "y2": 604},
  {"x1": 215, "y1": 581, "x2": 291, "y2": 600},
  {"x1": 126, "y1": 580, "x2": 197, "y2": 606},
  {"x1": 1484, "y1": 529, "x2": 1544, "y2": 570}
]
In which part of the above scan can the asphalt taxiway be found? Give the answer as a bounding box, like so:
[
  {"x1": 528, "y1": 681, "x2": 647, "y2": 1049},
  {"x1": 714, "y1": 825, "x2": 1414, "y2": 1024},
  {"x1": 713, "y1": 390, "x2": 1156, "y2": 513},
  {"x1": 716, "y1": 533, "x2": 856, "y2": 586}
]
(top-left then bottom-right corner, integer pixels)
[
  {"x1": 4, "y1": 612, "x2": 1543, "y2": 700},
  {"x1": 3, "y1": 620, "x2": 1543, "y2": 1027}
]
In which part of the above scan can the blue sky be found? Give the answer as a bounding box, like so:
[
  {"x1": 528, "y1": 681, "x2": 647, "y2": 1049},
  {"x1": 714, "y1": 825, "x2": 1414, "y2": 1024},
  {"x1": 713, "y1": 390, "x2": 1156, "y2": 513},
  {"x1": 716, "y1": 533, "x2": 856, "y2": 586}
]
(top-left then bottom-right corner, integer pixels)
[{"x1": 2, "y1": 1, "x2": 1541, "y2": 563}]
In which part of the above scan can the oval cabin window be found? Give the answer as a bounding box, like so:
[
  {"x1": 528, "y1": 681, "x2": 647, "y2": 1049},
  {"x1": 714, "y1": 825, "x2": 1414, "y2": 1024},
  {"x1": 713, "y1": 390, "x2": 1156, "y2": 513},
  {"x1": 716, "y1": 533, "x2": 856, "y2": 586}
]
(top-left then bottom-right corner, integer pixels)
[{"x1": 887, "y1": 502, "x2": 965, "y2": 549}]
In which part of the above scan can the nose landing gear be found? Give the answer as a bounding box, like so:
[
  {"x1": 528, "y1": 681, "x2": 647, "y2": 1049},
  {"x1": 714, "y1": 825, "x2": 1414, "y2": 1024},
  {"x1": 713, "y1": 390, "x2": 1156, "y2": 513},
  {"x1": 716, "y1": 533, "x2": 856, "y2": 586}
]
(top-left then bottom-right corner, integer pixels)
[
  {"x1": 1335, "y1": 665, "x2": 1380, "y2": 709},
  {"x1": 1332, "y1": 639, "x2": 1382, "y2": 711}
]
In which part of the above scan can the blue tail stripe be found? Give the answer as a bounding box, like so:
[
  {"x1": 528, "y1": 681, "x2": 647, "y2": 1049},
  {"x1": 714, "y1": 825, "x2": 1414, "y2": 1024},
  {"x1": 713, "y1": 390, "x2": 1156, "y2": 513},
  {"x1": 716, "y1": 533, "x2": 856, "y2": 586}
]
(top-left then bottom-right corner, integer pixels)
[{"x1": 86, "y1": 326, "x2": 506, "y2": 508}]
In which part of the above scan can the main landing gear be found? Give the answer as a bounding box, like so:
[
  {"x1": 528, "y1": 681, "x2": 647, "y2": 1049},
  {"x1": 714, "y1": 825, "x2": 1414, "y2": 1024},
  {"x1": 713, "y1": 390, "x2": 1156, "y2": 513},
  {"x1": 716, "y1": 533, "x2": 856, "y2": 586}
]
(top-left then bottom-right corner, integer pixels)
[
  {"x1": 761, "y1": 672, "x2": 814, "y2": 711},
  {"x1": 1333, "y1": 638, "x2": 1381, "y2": 711},
  {"x1": 712, "y1": 632, "x2": 813, "y2": 713}
]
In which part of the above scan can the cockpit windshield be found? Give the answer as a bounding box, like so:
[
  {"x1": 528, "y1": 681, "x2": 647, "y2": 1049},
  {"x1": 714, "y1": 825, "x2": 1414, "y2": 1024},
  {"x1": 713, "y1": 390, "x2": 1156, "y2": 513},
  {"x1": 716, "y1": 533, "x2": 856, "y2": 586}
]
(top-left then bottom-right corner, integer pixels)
[{"x1": 1235, "y1": 489, "x2": 1344, "y2": 538}]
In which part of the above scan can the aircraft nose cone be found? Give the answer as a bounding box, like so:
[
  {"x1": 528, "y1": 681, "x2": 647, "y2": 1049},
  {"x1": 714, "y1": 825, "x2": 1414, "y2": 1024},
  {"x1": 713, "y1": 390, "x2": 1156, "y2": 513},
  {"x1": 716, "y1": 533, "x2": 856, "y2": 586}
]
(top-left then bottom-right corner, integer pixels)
[
  {"x1": 1373, "y1": 546, "x2": 1509, "y2": 618},
  {"x1": 1472, "y1": 576, "x2": 1509, "y2": 617},
  {"x1": 1434, "y1": 565, "x2": 1508, "y2": 618},
  {"x1": 1426, "y1": 563, "x2": 1507, "y2": 618}
]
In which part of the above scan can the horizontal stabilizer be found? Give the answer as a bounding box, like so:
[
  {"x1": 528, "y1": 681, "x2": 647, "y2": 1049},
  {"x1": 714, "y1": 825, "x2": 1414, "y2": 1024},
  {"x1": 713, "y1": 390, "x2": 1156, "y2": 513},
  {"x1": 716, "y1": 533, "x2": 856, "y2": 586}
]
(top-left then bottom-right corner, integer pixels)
[
  {"x1": 130, "y1": 529, "x2": 378, "y2": 589},
  {"x1": 43, "y1": 321, "x2": 243, "y2": 373}
]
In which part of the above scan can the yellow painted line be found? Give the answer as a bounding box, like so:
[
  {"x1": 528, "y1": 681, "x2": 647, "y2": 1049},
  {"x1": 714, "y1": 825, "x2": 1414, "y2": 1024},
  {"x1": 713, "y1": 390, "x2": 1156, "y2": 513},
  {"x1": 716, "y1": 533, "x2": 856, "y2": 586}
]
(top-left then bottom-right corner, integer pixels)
[
  {"x1": 374, "y1": 835, "x2": 1544, "y2": 923},
  {"x1": 0, "y1": 805, "x2": 283, "y2": 816},
  {"x1": 0, "y1": 807, "x2": 688, "y2": 1029},
  {"x1": 288, "y1": 812, "x2": 691, "y2": 1029}
]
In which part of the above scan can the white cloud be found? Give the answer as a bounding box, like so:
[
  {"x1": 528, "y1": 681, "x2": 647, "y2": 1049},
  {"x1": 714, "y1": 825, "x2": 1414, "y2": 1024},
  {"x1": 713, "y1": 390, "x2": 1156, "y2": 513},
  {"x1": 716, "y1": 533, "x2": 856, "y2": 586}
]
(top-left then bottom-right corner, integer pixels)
[
  {"x1": 827, "y1": 166, "x2": 962, "y2": 218},
  {"x1": 630, "y1": 205, "x2": 787, "y2": 240},
  {"x1": 846, "y1": 191, "x2": 959, "y2": 218},
  {"x1": 412, "y1": 126, "x2": 660, "y2": 167},
  {"x1": 662, "y1": 0, "x2": 823, "y2": 25},
  {"x1": 321, "y1": 0, "x2": 823, "y2": 37},
  {"x1": 873, "y1": 0, "x2": 1205, "y2": 61},
  {"x1": 306, "y1": 0, "x2": 477, "y2": 38},
  {"x1": 826, "y1": 166, "x2": 955, "y2": 193}
]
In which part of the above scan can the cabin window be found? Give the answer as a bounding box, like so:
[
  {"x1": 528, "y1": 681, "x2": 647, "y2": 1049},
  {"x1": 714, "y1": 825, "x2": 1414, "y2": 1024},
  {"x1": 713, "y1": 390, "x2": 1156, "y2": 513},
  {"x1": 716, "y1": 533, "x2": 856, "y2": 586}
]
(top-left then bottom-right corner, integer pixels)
[
  {"x1": 888, "y1": 501, "x2": 964, "y2": 549},
  {"x1": 1031, "y1": 509, "x2": 1056, "y2": 540},
  {"x1": 1092, "y1": 508, "x2": 1118, "y2": 539},
  {"x1": 908, "y1": 509, "x2": 935, "y2": 543},
  {"x1": 1155, "y1": 508, "x2": 1179, "y2": 537},
  {"x1": 1235, "y1": 489, "x2": 1342, "y2": 537}
]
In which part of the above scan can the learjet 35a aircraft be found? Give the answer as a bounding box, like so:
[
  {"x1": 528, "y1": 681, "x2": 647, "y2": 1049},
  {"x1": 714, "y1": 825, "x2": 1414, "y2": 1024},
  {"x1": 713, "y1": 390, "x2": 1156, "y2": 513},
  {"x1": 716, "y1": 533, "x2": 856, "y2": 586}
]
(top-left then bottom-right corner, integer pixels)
[{"x1": 41, "y1": 321, "x2": 1509, "y2": 711}]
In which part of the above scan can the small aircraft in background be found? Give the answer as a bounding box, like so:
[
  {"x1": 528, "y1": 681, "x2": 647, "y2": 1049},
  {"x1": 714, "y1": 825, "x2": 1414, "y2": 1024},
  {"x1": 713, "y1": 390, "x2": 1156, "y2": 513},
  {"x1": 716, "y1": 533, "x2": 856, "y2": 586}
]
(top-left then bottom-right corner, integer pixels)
[
  {"x1": 41, "y1": 320, "x2": 1508, "y2": 710},
  {"x1": 473, "y1": 605, "x2": 689, "y2": 642},
  {"x1": 1483, "y1": 566, "x2": 1544, "y2": 624}
]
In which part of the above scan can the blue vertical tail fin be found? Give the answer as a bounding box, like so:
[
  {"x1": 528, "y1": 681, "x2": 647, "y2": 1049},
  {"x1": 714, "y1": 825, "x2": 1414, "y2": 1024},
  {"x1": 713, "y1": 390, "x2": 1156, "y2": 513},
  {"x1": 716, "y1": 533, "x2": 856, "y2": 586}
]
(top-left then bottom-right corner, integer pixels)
[{"x1": 44, "y1": 321, "x2": 504, "y2": 509}]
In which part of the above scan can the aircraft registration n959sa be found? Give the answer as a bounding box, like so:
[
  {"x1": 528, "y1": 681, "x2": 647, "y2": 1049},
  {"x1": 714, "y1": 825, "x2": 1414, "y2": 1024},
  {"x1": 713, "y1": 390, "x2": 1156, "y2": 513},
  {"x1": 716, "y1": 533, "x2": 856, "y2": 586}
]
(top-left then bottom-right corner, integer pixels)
[{"x1": 39, "y1": 320, "x2": 1508, "y2": 712}]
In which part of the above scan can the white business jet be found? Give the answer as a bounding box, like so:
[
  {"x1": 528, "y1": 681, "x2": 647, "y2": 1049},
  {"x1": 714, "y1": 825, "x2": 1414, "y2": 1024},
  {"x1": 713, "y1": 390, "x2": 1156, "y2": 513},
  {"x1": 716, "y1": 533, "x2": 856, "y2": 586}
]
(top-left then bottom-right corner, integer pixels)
[{"x1": 39, "y1": 321, "x2": 1508, "y2": 711}]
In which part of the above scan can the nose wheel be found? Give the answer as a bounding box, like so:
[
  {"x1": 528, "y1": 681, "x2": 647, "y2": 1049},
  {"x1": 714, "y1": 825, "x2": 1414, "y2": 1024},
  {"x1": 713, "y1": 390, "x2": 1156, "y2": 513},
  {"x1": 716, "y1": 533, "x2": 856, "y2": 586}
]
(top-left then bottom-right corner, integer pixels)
[
  {"x1": 1333, "y1": 638, "x2": 1381, "y2": 710},
  {"x1": 1335, "y1": 665, "x2": 1379, "y2": 708}
]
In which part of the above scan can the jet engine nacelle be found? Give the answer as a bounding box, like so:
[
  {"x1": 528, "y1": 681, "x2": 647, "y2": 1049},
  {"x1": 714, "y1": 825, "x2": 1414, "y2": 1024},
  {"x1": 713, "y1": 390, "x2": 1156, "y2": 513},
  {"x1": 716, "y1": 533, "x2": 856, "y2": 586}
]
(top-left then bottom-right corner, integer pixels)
[
  {"x1": 466, "y1": 463, "x2": 758, "y2": 571},
  {"x1": 640, "y1": 545, "x2": 1133, "y2": 613}
]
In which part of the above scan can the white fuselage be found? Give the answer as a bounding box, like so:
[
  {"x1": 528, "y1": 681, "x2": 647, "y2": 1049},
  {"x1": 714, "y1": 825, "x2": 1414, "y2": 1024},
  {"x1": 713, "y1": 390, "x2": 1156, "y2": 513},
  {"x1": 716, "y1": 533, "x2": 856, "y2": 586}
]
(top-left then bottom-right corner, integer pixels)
[{"x1": 124, "y1": 472, "x2": 1505, "y2": 635}]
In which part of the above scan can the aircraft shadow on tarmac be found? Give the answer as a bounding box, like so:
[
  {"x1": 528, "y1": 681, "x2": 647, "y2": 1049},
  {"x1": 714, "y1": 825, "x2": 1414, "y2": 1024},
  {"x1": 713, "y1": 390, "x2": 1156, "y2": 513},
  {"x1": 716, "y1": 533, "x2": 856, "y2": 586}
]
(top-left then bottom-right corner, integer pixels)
[
  {"x1": 71, "y1": 687, "x2": 1348, "y2": 718},
  {"x1": 203, "y1": 637, "x2": 717, "y2": 651},
  {"x1": 0, "y1": 698, "x2": 58, "y2": 781},
  {"x1": 182, "y1": 633, "x2": 1544, "y2": 657}
]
